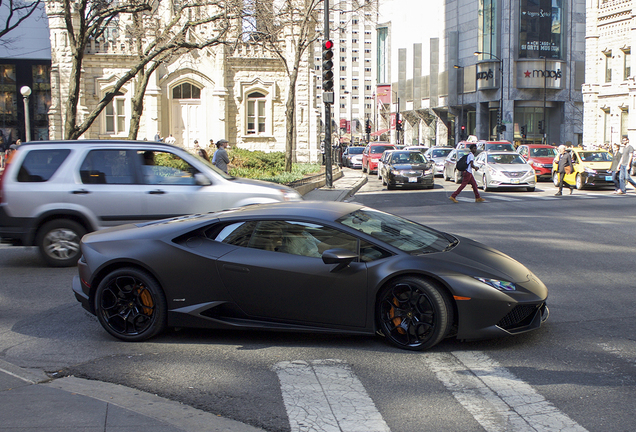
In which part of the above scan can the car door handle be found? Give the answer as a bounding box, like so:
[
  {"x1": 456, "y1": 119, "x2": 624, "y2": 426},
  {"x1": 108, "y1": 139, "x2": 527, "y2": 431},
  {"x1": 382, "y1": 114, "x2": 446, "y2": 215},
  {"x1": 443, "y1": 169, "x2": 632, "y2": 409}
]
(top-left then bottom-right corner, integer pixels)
[
  {"x1": 148, "y1": 189, "x2": 166, "y2": 194},
  {"x1": 71, "y1": 189, "x2": 90, "y2": 194},
  {"x1": 223, "y1": 264, "x2": 250, "y2": 273}
]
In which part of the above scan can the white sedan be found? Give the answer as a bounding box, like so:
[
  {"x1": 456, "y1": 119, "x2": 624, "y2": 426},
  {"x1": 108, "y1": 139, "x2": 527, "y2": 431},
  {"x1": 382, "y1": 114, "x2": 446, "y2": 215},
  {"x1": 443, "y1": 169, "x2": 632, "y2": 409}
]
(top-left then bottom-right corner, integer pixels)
[{"x1": 473, "y1": 151, "x2": 537, "y2": 192}]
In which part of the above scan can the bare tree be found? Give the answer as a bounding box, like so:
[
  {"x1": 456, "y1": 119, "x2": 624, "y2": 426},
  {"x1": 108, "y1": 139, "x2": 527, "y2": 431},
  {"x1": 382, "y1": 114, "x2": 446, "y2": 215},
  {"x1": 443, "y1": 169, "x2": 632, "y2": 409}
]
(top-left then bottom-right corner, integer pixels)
[
  {"x1": 0, "y1": 0, "x2": 43, "y2": 41},
  {"x1": 58, "y1": 0, "x2": 236, "y2": 140}
]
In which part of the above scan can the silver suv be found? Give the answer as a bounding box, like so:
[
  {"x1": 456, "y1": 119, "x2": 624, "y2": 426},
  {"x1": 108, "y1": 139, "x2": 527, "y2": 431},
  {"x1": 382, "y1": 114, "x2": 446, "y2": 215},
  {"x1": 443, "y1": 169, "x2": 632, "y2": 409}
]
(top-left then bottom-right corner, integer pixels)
[{"x1": 0, "y1": 140, "x2": 302, "y2": 267}]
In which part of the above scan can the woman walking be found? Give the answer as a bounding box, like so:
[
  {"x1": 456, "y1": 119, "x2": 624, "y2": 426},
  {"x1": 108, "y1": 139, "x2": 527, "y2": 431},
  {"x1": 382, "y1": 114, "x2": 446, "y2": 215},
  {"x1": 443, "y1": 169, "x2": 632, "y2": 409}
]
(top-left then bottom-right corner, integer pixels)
[{"x1": 554, "y1": 145, "x2": 574, "y2": 196}]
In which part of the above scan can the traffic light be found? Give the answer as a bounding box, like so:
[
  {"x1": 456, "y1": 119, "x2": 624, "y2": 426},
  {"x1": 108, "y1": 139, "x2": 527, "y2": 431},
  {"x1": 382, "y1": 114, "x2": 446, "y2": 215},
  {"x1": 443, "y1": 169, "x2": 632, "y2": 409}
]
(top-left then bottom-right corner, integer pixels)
[
  {"x1": 322, "y1": 40, "x2": 334, "y2": 92},
  {"x1": 396, "y1": 113, "x2": 403, "y2": 131},
  {"x1": 538, "y1": 120, "x2": 544, "y2": 134},
  {"x1": 497, "y1": 124, "x2": 506, "y2": 133},
  {"x1": 520, "y1": 125, "x2": 527, "y2": 138},
  {"x1": 365, "y1": 119, "x2": 371, "y2": 134}
]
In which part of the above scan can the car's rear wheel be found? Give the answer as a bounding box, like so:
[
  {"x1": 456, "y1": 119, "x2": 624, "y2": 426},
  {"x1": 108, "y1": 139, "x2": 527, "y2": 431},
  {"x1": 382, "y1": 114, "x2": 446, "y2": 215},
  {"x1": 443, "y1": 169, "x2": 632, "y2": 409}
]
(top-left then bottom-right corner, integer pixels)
[
  {"x1": 377, "y1": 277, "x2": 452, "y2": 350},
  {"x1": 454, "y1": 169, "x2": 461, "y2": 183},
  {"x1": 95, "y1": 268, "x2": 167, "y2": 342},
  {"x1": 553, "y1": 172, "x2": 560, "y2": 187},
  {"x1": 36, "y1": 219, "x2": 86, "y2": 267}
]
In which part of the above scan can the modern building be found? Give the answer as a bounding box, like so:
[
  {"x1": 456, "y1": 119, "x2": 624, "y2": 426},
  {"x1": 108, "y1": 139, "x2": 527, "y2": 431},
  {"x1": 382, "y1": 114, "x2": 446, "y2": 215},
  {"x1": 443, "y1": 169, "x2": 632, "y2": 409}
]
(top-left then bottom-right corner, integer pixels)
[
  {"x1": 583, "y1": 0, "x2": 634, "y2": 146},
  {"x1": 377, "y1": 0, "x2": 585, "y2": 148},
  {"x1": 0, "y1": 2, "x2": 51, "y2": 144}
]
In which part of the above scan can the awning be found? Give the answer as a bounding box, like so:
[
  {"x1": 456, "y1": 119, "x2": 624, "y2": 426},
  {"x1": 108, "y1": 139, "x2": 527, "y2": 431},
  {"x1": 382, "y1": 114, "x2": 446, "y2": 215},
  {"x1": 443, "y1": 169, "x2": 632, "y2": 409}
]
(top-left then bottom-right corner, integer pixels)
[{"x1": 370, "y1": 128, "x2": 390, "y2": 136}]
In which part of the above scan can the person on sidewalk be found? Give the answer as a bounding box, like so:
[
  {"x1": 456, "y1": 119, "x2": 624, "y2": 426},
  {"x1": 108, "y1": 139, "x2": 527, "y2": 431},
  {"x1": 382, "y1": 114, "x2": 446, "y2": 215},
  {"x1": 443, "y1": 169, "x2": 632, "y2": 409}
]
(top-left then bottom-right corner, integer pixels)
[
  {"x1": 618, "y1": 137, "x2": 636, "y2": 194},
  {"x1": 449, "y1": 144, "x2": 485, "y2": 203},
  {"x1": 212, "y1": 139, "x2": 230, "y2": 173},
  {"x1": 554, "y1": 145, "x2": 574, "y2": 196}
]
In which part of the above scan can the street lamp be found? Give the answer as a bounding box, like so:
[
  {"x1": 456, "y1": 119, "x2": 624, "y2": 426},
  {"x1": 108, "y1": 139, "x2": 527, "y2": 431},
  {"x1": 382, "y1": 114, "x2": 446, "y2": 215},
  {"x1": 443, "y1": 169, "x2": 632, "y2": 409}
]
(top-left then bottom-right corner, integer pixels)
[
  {"x1": 474, "y1": 51, "x2": 504, "y2": 140},
  {"x1": 453, "y1": 65, "x2": 464, "y2": 143},
  {"x1": 540, "y1": 56, "x2": 547, "y2": 143},
  {"x1": 20, "y1": 86, "x2": 32, "y2": 142}
]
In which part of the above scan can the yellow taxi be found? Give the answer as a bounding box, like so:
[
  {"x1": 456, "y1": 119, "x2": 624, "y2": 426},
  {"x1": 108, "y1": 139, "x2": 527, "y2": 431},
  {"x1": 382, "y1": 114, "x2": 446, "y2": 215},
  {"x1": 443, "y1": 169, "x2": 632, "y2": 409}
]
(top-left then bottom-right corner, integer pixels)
[{"x1": 552, "y1": 148, "x2": 614, "y2": 190}]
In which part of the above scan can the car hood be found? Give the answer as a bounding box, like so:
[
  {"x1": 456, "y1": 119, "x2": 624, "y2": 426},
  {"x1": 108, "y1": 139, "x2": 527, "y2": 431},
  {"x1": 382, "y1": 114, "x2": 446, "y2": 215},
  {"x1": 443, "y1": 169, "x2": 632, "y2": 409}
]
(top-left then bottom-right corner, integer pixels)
[
  {"x1": 528, "y1": 157, "x2": 554, "y2": 163},
  {"x1": 442, "y1": 236, "x2": 533, "y2": 282},
  {"x1": 579, "y1": 161, "x2": 611, "y2": 169},
  {"x1": 487, "y1": 164, "x2": 532, "y2": 172},
  {"x1": 230, "y1": 177, "x2": 297, "y2": 192},
  {"x1": 391, "y1": 163, "x2": 430, "y2": 170}
]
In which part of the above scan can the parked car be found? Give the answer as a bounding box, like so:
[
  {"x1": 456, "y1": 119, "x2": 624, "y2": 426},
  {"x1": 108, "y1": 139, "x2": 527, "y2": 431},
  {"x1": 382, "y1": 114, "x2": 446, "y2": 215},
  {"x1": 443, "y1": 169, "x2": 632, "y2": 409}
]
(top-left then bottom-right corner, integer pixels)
[
  {"x1": 73, "y1": 201, "x2": 548, "y2": 350},
  {"x1": 477, "y1": 141, "x2": 515, "y2": 152},
  {"x1": 443, "y1": 148, "x2": 483, "y2": 183},
  {"x1": 551, "y1": 148, "x2": 613, "y2": 190},
  {"x1": 362, "y1": 143, "x2": 396, "y2": 174},
  {"x1": 0, "y1": 140, "x2": 302, "y2": 267},
  {"x1": 377, "y1": 150, "x2": 393, "y2": 182},
  {"x1": 424, "y1": 146, "x2": 453, "y2": 176},
  {"x1": 379, "y1": 150, "x2": 434, "y2": 190},
  {"x1": 517, "y1": 144, "x2": 557, "y2": 180},
  {"x1": 342, "y1": 146, "x2": 365, "y2": 168},
  {"x1": 473, "y1": 151, "x2": 537, "y2": 192}
]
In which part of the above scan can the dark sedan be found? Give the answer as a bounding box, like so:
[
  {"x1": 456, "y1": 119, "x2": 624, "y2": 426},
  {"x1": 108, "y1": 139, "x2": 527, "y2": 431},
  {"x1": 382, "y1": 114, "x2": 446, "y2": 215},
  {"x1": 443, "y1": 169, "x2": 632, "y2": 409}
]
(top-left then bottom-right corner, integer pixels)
[
  {"x1": 73, "y1": 201, "x2": 548, "y2": 351},
  {"x1": 379, "y1": 150, "x2": 434, "y2": 190}
]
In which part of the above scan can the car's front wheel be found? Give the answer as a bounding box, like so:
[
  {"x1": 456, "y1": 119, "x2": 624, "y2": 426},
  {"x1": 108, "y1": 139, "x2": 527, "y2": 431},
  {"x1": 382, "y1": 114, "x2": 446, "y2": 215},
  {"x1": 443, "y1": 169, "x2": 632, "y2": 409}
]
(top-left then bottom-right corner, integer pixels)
[
  {"x1": 36, "y1": 219, "x2": 86, "y2": 267},
  {"x1": 377, "y1": 277, "x2": 452, "y2": 350},
  {"x1": 576, "y1": 173, "x2": 585, "y2": 190},
  {"x1": 95, "y1": 268, "x2": 167, "y2": 342}
]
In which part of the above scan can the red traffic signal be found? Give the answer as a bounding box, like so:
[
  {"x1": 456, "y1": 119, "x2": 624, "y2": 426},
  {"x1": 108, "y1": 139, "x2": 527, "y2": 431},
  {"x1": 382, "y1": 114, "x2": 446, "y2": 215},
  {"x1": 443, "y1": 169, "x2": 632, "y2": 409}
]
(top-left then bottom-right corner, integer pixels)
[{"x1": 323, "y1": 40, "x2": 334, "y2": 50}]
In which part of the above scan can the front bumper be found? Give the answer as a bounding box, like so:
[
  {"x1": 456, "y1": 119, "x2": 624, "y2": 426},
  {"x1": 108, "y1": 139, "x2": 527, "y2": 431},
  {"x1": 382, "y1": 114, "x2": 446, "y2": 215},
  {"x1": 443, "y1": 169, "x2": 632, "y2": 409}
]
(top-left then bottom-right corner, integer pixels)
[
  {"x1": 387, "y1": 172, "x2": 434, "y2": 188},
  {"x1": 581, "y1": 171, "x2": 613, "y2": 187}
]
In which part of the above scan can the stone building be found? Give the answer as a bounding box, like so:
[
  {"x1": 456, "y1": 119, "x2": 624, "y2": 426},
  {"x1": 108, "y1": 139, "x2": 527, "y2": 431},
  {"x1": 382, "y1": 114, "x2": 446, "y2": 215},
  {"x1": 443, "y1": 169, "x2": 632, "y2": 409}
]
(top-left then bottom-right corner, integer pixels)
[
  {"x1": 583, "y1": 0, "x2": 634, "y2": 146},
  {"x1": 44, "y1": 0, "x2": 322, "y2": 162}
]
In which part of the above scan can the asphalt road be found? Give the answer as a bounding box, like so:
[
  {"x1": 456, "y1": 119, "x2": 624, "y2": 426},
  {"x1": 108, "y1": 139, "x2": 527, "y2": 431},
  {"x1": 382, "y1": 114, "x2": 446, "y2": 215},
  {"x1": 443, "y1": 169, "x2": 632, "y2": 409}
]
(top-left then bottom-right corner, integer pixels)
[{"x1": 1, "y1": 174, "x2": 635, "y2": 432}]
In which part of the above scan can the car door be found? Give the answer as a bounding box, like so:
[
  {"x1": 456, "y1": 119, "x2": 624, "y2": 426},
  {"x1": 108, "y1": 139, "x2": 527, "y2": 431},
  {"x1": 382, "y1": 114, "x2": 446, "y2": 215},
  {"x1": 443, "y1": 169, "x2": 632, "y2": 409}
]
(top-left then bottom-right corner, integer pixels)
[
  {"x1": 215, "y1": 220, "x2": 368, "y2": 328},
  {"x1": 69, "y1": 149, "x2": 146, "y2": 228}
]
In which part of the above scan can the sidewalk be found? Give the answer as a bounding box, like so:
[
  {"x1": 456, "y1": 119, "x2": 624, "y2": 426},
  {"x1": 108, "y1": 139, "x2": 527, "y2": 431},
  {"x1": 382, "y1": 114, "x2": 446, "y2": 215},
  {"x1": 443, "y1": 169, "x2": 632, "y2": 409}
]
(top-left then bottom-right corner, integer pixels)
[{"x1": 0, "y1": 168, "x2": 366, "y2": 432}]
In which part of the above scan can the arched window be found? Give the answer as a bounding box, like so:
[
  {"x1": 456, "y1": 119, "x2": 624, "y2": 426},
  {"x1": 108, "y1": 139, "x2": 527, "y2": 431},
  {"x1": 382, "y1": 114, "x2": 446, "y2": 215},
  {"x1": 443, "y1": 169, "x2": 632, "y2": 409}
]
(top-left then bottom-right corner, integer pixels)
[
  {"x1": 172, "y1": 83, "x2": 201, "y2": 99},
  {"x1": 247, "y1": 91, "x2": 266, "y2": 135}
]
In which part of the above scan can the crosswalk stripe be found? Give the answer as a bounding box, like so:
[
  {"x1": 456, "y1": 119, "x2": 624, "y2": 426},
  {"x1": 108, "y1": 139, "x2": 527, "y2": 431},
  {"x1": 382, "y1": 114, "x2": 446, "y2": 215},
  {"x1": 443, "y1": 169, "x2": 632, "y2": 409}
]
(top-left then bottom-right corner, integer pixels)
[
  {"x1": 423, "y1": 351, "x2": 588, "y2": 432},
  {"x1": 484, "y1": 195, "x2": 521, "y2": 201},
  {"x1": 274, "y1": 359, "x2": 391, "y2": 432}
]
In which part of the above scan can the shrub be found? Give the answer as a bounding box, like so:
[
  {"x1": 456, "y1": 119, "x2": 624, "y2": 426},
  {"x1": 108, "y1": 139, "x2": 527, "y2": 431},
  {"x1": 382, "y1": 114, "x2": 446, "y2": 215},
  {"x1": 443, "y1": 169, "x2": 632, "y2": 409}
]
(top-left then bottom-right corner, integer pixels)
[{"x1": 227, "y1": 149, "x2": 320, "y2": 184}]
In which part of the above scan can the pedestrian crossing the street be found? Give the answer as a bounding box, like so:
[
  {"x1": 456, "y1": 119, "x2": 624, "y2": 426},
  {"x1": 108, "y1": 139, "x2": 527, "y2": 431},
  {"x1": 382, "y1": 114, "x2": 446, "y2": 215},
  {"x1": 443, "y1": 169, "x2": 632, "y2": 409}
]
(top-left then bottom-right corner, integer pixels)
[{"x1": 454, "y1": 190, "x2": 631, "y2": 203}]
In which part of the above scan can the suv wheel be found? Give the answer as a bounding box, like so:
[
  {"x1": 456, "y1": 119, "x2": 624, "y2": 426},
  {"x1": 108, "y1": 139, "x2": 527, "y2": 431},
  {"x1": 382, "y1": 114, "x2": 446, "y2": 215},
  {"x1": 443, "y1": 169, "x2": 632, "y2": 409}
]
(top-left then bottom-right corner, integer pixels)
[{"x1": 36, "y1": 219, "x2": 86, "y2": 267}]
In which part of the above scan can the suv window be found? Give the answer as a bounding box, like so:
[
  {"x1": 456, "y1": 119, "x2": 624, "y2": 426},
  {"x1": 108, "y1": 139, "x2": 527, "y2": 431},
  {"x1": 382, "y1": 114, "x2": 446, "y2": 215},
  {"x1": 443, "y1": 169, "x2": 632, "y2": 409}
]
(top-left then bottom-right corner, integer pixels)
[
  {"x1": 80, "y1": 150, "x2": 136, "y2": 184},
  {"x1": 138, "y1": 150, "x2": 200, "y2": 185},
  {"x1": 17, "y1": 149, "x2": 71, "y2": 182}
]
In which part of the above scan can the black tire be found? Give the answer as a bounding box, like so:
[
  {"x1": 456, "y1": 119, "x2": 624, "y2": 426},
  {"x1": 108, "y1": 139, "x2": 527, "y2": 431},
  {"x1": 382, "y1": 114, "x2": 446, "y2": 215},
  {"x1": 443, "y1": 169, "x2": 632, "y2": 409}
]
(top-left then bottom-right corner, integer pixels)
[
  {"x1": 454, "y1": 169, "x2": 461, "y2": 184},
  {"x1": 36, "y1": 219, "x2": 86, "y2": 267},
  {"x1": 387, "y1": 182, "x2": 395, "y2": 190},
  {"x1": 95, "y1": 267, "x2": 167, "y2": 342},
  {"x1": 363, "y1": 164, "x2": 367, "y2": 173},
  {"x1": 576, "y1": 173, "x2": 584, "y2": 190},
  {"x1": 552, "y1": 172, "x2": 560, "y2": 187},
  {"x1": 483, "y1": 174, "x2": 492, "y2": 192},
  {"x1": 526, "y1": 187, "x2": 535, "y2": 192},
  {"x1": 376, "y1": 276, "x2": 453, "y2": 351}
]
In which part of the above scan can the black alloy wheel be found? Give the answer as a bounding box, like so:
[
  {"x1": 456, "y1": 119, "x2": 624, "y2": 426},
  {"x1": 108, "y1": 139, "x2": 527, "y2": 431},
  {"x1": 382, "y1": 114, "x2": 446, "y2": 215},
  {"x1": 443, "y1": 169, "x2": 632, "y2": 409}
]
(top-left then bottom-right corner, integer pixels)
[
  {"x1": 95, "y1": 268, "x2": 167, "y2": 342},
  {"x1": 36, "y1": 219, "x2": 86, "y2": 267},
  {"x1": 377, "y1": 277, "x2": 452, "y2": 350}
]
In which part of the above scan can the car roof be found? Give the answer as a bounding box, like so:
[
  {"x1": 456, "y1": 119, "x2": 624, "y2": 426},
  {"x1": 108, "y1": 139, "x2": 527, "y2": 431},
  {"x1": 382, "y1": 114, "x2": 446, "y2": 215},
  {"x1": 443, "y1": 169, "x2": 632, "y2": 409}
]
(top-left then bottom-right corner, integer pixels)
[
  {"x1": 19, "y1": 140, "x2": 182, "y2": 151},
  {"x1": 215, "y1": 201, "x2": 365, "y2": 223},
  {"x1": 482, "y1": 151, "x2": 523, "y2": 156},
  {"x1": 522, "y1": 144, "x2": 556, "y2": 148}
]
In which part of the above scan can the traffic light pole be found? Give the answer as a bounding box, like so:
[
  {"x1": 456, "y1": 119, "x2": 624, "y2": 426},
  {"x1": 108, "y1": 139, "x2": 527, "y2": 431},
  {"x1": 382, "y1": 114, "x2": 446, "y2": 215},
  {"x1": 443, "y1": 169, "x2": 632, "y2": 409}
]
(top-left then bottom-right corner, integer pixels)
[{"x1": 323, "y1": 0, "x2": 332, "y2": 187}]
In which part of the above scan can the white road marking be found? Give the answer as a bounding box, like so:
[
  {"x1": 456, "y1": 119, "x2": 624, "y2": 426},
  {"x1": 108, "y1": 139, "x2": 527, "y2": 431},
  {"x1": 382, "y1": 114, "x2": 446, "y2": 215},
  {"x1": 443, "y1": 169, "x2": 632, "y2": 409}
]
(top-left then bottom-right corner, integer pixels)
[
  {"x1": 423, "y1": 351, "x2": 588, "y2": 432},
  {"x1": 273, "y1": 359, "x2": 390, "y2": 432},
  {"x1": 485, "y1": 195, "x2": 521, "y2": 201}
]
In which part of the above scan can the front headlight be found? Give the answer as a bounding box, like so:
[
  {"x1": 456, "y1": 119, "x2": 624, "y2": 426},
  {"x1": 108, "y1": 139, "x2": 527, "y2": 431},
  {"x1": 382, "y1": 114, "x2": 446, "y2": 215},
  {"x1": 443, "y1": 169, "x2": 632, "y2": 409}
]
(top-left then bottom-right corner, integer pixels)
[
  {"x1": 475, "y1": 277, "x2": 517, "y2": 291},
  {"x1": 281, "y1": 189, "x2": 303, "y2": 201}
]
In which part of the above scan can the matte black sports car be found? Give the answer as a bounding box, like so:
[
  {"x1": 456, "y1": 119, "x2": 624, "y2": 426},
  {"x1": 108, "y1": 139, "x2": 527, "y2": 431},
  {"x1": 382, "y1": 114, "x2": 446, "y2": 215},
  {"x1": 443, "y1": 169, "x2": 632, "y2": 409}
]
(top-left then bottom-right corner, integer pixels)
[{"x1": 72, "y1": 201, "x2": 548, "y2": 350}]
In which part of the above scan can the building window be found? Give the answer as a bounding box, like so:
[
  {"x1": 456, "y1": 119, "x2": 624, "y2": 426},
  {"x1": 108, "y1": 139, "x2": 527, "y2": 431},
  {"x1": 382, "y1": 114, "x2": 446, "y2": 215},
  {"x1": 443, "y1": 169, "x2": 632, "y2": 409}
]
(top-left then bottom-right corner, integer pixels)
[
  {"x1": 621, "y1": 109, "x2": 629, "y2": 139},
  {"x1": 603, "y1": 109, "x2": 611, "y2": 143},
  {"x1": 605, "y1": 51, "x2": 612, "y2": 83},
  {"x1": 478, "y1": 0, "x2": 497, "y2": 58},
  {"x1": 247, "y1": 91, "x2": 266, "y2": 135},
  {"x1": 172, "y1": 82, "x2": 201, "y2": 99},
  {"x1": 377, "y1": 27, "x2": 388, "y2": 84},
  {"x1": 623, "y1": 49, "x2": 631, "y2": 80},
  {"x1": 105, "y1": 92, "x2": 126, "y2": 134}
]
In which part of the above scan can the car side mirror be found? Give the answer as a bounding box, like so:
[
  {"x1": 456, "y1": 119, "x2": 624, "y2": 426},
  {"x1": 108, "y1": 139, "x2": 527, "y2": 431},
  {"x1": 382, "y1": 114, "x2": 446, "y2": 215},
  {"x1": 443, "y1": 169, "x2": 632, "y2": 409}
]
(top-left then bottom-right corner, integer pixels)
[
  {"x1": 195, "y1": 173, "x2": 211, "y2": 186},
  {"x1": 322, "y1": 248, "x2": 357, "y2": 272}
]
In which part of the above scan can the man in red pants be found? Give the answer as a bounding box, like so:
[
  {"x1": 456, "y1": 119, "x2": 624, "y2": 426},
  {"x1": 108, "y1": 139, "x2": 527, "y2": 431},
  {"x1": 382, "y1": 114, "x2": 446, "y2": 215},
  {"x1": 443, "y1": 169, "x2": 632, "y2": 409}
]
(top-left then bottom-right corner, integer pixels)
[{"x1": 449, "y1": 144, "x2": 486, "y2": 203}]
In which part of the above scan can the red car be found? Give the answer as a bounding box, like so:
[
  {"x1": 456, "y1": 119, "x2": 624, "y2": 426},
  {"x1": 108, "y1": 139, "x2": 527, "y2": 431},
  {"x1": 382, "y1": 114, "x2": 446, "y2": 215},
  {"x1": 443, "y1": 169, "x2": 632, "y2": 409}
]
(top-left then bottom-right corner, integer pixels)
[
  {"x1": 362, "y1": 143, "x2": 396, "y2": 173},
  {"x1": 517, "y1": 144, "x2": 557, "y2": 180}
]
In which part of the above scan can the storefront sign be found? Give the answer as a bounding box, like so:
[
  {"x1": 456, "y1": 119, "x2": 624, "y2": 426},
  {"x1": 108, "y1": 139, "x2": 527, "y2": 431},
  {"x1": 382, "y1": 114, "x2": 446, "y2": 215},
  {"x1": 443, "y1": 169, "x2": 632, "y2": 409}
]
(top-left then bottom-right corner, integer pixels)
[
  {"x1": 516, "y1": 61, "x2": 564, "y2": 89},
  {"x1": 476, "y1": 62, "x2": 499, "y2": 90}
]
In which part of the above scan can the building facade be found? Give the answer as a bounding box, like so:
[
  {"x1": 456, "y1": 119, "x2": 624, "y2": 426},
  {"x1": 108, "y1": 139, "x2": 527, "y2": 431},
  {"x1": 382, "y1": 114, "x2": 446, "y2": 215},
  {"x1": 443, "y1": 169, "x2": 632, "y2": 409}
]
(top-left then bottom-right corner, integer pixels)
[
  {"x1": 43, "y1": 1, "x2": 322, "y2": 162},
  {"x1": 583, "y1": 0, "x2": 634, "y2": 146},
  {"x1": 377, "y1": 0, "x2": 585, "y2": 148}
]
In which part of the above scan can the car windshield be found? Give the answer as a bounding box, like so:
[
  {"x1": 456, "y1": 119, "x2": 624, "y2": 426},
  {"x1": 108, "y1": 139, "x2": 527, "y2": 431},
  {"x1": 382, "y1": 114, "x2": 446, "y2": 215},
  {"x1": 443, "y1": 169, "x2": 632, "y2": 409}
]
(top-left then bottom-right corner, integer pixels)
[
  {"x1": 337, "y1": 208, "x2": 450, "y2": 254},
  {"x1": 529, "y1": 147, "x2": 557, "y2": 157},
  {"x1": 487, "y1": 153, "x2": 526, "y2": 164},
  {"x1": 392, "y1": 152, "x2": 426, "y2": 164},
  {"x1": 486, "y1": 144, "x2": 514, "y2": 151},
  {"x1": 430, "y1": 149, "x2": 452, "y2": 158},
  {"x1": 348, "y1": 147, "x2": 364, "y2": 154},
  {"x1": 370, "y1": 145, "x2": 395, "y2": 154},
  {"x1": 577, "y1": 151, "x2": 612, "y2": 162}
]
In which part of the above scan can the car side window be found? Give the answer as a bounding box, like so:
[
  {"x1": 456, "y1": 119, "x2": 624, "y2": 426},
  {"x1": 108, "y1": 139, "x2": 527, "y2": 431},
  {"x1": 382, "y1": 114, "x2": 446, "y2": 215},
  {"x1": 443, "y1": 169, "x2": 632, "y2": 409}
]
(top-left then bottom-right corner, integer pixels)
[
  {"x1": 80, "y1": 150, "x2": 136, "y2": 184},
  {"x1": 138, "y1": 150, "x2": 199, "y2": 185},
  {"x1": 17, "y1": 149, "x2": 70, "y2": 182}
]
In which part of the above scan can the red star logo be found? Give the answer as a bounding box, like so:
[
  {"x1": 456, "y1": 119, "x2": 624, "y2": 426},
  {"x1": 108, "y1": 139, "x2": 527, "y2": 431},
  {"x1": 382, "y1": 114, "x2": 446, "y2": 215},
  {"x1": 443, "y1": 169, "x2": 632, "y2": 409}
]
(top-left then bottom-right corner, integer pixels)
[{"x1": 524, "y1": 70, "x2": 531, "y2": 78}]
